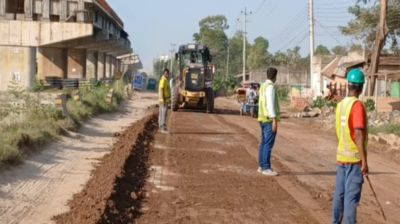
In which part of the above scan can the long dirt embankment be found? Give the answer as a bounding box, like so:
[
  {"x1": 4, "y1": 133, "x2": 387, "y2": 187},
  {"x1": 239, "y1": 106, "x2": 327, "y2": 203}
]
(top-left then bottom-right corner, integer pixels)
[{"x1": 54, "y1": 110, "x2": 158, "y2": 224}]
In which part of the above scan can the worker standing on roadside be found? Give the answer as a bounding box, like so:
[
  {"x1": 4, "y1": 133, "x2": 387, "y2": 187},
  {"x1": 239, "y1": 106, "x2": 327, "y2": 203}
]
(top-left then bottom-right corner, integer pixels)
[
  {"x1": 257, "y1": 67, "x2": 280, "y2": 176},
  {"x1": 332, "y1": 69, "x2": 368, "y2": 224},
  {"x1": 158, "y1": 68, "x2": 171, "y2": 134}
]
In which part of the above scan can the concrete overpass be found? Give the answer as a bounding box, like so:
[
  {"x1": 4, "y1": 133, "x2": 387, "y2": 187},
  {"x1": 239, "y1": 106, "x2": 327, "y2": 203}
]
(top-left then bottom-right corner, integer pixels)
[{"x1": 0, "y1": 0, "x2": 138, "y2": 90}]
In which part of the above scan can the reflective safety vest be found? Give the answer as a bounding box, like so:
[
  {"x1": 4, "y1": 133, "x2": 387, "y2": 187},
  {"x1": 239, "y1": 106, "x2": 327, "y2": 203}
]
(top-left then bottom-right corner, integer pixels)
[
  {"x1": 335, "y1": 97, "x2": 367, "y2": 163},
  {"x1": 159, "y1": 76, "x2": 171, "y2": 103},
  {"x1": 257, "y1": 82, "x2": 280, "y2": 123}
]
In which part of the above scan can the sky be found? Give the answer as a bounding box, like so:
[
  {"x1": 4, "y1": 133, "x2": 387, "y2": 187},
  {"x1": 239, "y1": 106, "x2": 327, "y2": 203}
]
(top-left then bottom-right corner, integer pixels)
[{"x1": 107, "y1": 0, "x2": 359, "y2": 73}]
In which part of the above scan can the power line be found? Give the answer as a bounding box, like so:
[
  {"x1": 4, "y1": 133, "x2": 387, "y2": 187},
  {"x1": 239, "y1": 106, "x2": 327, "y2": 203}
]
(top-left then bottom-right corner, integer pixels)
[
  {"x1": 253, "y1": 0, "x2": 271, "y2": 15},
  {"x1": 262, "y1": 0, "x2": 281, "y2": 20},
  {"x1": 269, "y1": 5, "x2": 308, "y2": 42},
  {"x1": 277, "y1": 32, "x2": 309, "y2": 52},
  {"x1": 276, "y1": 30, "x2": 310, "y2": 52},
  {"x1": 315, "y1": 1, "x2": 355, "y2": 6},
  {"x1": 315, "y1": 19, "x2": 344, "y2": 45},
  {"x1": 270, "y1": 17, "x2": 308, "y2": 44}
]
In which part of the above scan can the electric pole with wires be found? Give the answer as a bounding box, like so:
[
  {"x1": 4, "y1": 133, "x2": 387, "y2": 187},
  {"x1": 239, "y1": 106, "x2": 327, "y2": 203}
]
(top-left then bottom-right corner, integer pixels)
[
  {"x1": 309, "y1": 0, "x2": 316, "y2": 95},
  {"x1": 238, "y1": 8, "x2": 252, "y2": 84}
]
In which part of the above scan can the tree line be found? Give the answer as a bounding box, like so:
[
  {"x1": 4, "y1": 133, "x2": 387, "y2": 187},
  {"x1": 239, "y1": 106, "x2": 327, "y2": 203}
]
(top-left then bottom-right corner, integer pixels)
[
  {"x1": 192, "y1": 15, "x2": 314, "y2": 91},
  {"x1": 153, "y1": 0, "x2": 399, "y2": 91}
]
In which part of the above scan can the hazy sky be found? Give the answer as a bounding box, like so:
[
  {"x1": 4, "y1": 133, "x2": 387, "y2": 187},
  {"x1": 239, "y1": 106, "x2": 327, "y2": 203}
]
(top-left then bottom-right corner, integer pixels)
[{"x1": 107, "y1": 0, "x2": 358, "y2": 72}]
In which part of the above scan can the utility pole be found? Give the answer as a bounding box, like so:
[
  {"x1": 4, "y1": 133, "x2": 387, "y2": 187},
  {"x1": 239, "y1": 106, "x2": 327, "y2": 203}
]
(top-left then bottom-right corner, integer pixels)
[
  {"x1": 240, "y1": 8, "x2": 251, "y2": 83},
  {"x1": 309, "y1": 0, "x2": 316, "y2": 95},
  {"x1": 226, "y1": 41, "x2": 230, "y2": 79},
  {"x1": 368, "y1": 0, "x2": 389, "y2": 96},
  {"x1": 169, "y1": 43, "x2": 176, "y2": 73}
]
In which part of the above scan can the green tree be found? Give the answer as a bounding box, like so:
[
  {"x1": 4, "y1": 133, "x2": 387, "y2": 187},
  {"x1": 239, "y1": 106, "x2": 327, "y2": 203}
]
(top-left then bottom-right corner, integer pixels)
[
  {"x1": 193, "y1": 15, "x2": 229, "y2": 77},
  {"x1": 341, "y1": 1, "x2": 400, "y2": 52},
  {"x1": 286, "y1": 46, "x2": 303, "y2": 69},
  {"x1": 271, "y1": 51, "x2": 288, "y2": 66},
  {"x1": 331, "y1": 45, "x2": 348, "y2": 55},
  {"x1": 315, "y1": 44, "x2": 331, "y2": 55},
  {"x1": 349, "y1": 43, "x2": 364, "y2": 52},
  {"x1": 271, "y1": 47, "x2": 309, "y2": 71},
  {"x1": 248, "y1": 36, "x2": 271, "y2": 70},
  {"x1": 227, "y1": 31, "x2": 251, "y2": 76}
]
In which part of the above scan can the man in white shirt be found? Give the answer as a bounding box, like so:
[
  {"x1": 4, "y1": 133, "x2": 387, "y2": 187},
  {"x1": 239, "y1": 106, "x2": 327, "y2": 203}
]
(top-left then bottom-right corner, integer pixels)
[{"x1": 257, "y1": 67, "x2": 280, "y2": 176}]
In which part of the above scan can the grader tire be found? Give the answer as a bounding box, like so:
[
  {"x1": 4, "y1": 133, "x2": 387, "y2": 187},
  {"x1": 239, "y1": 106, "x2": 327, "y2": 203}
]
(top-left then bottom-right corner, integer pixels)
[
  {"x1": 206, "y1": 88, "x2": 214, "y2": 114},
  {"x1": 172, "y1": 87, "x2": 179, "y2": 112}
]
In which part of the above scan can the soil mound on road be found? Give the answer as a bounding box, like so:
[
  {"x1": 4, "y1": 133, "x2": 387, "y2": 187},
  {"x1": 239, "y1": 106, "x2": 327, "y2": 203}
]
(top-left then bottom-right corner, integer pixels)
[{"x1": 54, "y1": 110, "x2": 158, "y2": 224}]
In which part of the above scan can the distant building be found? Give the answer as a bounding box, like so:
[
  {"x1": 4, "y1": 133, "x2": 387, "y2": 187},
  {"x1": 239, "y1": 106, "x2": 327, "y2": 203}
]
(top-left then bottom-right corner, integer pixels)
[
  {"x1": 249, "y1": 67, "x2": 309, "y2": 87},
  {"x1": 0, "y1": 0, "x2": 135, "y2": 91},
  {"x1": 321, "y1": 51, "x2": 365, "y2": 96}
]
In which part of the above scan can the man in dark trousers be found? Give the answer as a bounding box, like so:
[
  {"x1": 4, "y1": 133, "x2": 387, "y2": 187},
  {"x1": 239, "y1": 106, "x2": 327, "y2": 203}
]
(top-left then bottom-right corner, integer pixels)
[{"x1": 257, "y1": 67, "x2": 280, "y2": 176}]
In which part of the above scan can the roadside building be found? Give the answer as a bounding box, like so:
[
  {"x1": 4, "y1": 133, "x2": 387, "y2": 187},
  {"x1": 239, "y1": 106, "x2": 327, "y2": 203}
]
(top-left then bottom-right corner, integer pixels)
[
  {"x1": 0, "y1": 0, "x2": 134, "y2": 91},
  {"x1": 249, "y1": 67, "x2": 310, "y2": 87},
  {"x1": 320, "y1": 51, "x2": 400, "y2": 112},
  {"x1": 321, "y1": 51, "x2": 365, "y2": 97}
]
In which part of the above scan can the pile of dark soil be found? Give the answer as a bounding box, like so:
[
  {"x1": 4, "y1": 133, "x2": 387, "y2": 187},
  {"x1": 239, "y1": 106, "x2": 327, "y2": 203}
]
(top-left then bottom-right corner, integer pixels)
[{"x1": 54, "y1": 111, "x2": 158, "y2": 224}]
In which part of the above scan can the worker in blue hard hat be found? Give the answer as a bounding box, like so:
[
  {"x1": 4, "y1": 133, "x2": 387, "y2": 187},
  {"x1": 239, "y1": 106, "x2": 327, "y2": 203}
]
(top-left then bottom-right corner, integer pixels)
[{"x1": 332, "y1": 69, "x2": 368, "y2": 224}]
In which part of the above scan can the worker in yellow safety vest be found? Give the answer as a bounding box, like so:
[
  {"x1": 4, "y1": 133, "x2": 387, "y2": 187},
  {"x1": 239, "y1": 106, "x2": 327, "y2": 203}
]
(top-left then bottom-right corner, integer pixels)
[
  {"x1": 257, "y1": 67, "x2": 280, "y2": 176},
  {"x1": 332, "y1": 69, "x2": 368, "y2": 224},
  {"x1": 158, "y1": 68, "x2": 171, "y2": 134}
]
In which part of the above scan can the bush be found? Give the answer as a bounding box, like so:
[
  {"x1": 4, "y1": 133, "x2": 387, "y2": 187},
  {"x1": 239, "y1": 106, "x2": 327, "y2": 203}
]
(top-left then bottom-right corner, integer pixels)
[
  {"x1": 67, "y1": 100, "x2": 94, "y2": 123},
  {"x1": 68, "y1": 84, "x2": 123, "y2": 124},
  {"x1": 0, "y1": 105, "x2": 63, "y2": 164},
  {"x1": 0, "y1": 139, "x2": 21, "y2": 163},
  {"x1": 213, "y1": 74, "x2": 238, "y2": 95},
  {"x1": 364, "y1": 99, "x2": 375, "y2": 112},
  {"x1": 32, "y1": 79, "x2": 45, "y2": 92},
  {"x1": 312, "y1": 96, "x2": 337, "y2": 108}
]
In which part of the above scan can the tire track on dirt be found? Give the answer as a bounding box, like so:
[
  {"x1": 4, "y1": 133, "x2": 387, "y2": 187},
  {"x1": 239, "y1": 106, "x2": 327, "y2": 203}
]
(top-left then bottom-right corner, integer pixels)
[
  {"x1": 136, "y1": 110, "x2": 318, "y2": 223},
  {"x1": 210, "y1": 113, "x2": 330, "y2": 224}
]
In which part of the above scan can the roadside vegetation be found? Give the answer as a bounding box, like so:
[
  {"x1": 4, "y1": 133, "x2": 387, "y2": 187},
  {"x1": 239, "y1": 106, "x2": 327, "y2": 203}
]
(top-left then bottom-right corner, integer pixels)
[
  {"x1": 0, "y1": 81, "x2": 125, "y2": 165},
  {"x1": 312, "y1": 97, "x2": 338, "y2": 109},
  {"x1": 311, "y1": 97, "x2": 400, "y2": 136},
  {"x1": 369, "y1": 123, "x2": 400, "y2": 136},
  {"x1": 276, "y1": 85, "x2": 290, "y2": 102}
]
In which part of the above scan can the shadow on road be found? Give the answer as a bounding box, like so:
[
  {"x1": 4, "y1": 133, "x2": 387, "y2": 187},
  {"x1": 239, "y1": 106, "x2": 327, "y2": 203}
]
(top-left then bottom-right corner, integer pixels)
[
  {"x1": 279, "y1": 171, "x2": 397, "y2": 176},
  {"x1": 171, "y1": 131, "x2": 246, "y2": 135}
]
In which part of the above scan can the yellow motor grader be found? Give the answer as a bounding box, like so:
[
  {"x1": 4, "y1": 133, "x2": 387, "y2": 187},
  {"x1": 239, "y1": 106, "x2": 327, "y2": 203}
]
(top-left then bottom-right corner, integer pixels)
[{"x1": 171, "y1": 44, "x2": 215, "y2": 113}]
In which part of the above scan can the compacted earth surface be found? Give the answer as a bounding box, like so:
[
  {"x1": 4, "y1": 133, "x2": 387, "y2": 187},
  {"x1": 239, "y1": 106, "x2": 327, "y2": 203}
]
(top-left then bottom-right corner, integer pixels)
[
  {"x1": 2, "y1": 96, "x2": 399, "y2": 224},
  {"x1": 0, "y1": 92, "x2": 158, "y2": 224}
]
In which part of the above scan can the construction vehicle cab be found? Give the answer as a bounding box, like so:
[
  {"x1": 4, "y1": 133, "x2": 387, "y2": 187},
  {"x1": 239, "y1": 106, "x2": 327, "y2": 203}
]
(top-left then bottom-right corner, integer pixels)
[{"x1": 172, "y1": 44, "x2": 215, "y2": 113}]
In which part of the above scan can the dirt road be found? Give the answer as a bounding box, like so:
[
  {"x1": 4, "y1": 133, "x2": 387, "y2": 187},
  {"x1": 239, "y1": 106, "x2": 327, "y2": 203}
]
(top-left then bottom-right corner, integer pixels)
[
  {"x1": 133, "y1": 98, "x2": 399, "y2": 223},
  {"x1": 0, "y1": 92, "x2": 158, "y2": 224},
  {"x1": 215, "y1": 98, "x2": 400, "y2": 224},
  {"x1": 2, "y1": 95, "x2": 399, "y2": 224}
]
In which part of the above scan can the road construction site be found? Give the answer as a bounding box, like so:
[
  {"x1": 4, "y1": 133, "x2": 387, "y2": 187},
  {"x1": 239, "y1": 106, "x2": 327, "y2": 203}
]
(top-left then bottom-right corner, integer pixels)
[{"x1": 2, "y1": 92, "x2": 398, "y2": 224}]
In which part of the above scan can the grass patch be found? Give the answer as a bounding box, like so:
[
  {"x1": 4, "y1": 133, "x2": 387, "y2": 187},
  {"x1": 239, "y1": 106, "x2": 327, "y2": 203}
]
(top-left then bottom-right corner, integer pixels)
[
  {"x1": 0, "y1": 113, "x2": 64, "y2": 164},
  {"x1": 369, "y1": 123, "x2": 400, "y2": 136},
  {"x1": 67, "y1": 83, "x2": 124, "y2": 124},
  {"x1": 0, "y1": 82, "x2": 125, "y2": 165}
]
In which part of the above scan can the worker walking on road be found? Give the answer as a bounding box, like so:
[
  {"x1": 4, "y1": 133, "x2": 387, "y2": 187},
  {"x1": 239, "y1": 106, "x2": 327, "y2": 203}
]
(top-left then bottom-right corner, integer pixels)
[
  {"x1": 257, "y1": 67, "x2": 280, "y2": 176},
  {"x1": 159, "y1": 68, "x2": 171, "y2": 134},
  {"x1": 332, "y1": 69, "x2": 368, "y2": 224}
]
